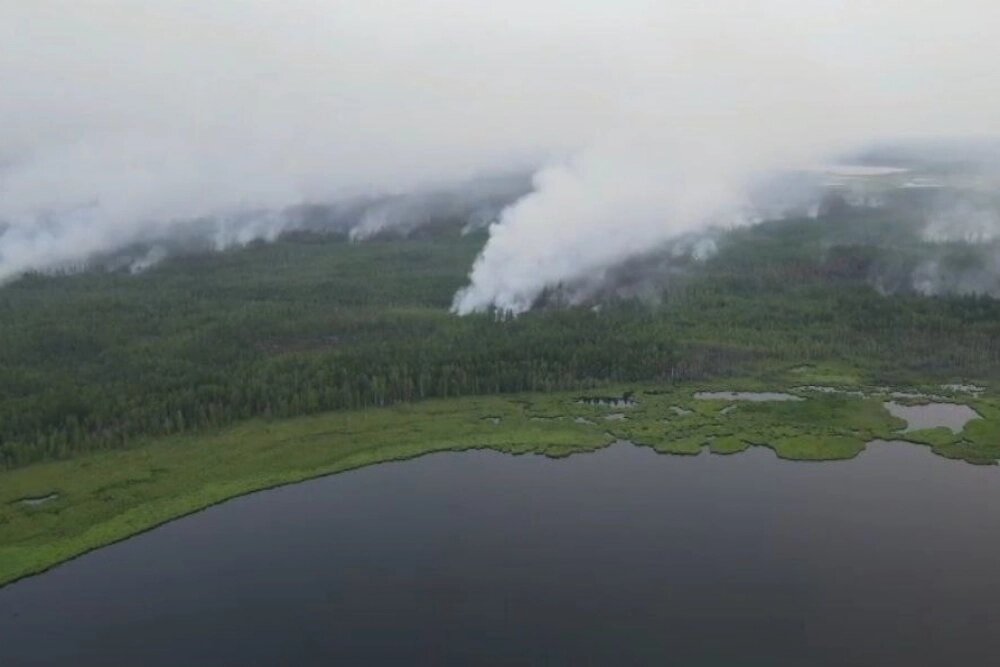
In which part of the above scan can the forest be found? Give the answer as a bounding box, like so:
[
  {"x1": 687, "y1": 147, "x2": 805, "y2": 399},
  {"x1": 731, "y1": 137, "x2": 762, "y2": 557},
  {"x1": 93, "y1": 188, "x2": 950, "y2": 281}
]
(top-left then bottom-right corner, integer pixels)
[{"x1": 2, "y1": 204, "x2": 1000, "y2": 470}]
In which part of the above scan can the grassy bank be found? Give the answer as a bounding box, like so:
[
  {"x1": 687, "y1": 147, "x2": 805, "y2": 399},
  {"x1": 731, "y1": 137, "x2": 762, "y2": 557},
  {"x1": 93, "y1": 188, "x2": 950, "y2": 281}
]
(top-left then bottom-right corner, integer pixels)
[{"x1": 2, "y1": 380, "x2": 997, "y2": 588}]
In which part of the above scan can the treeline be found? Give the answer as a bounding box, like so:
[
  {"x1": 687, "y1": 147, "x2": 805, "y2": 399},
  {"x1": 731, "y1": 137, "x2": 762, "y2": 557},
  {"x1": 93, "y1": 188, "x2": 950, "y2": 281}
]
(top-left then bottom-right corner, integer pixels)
[
  {"x1": 2, "y1": 219, "x2": 1000, "y2": 469},
  {"x1": 0, "y1": 302, "x2": 744, "y2": 468}
]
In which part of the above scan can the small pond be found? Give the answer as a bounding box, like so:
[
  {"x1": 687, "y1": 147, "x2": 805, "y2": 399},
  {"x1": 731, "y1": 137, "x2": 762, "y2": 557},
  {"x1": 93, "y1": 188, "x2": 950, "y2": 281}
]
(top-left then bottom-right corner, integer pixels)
[
  {"x1": 884, "y1": 401, "x2": 981, "y2": 433},
  {"x1": 695, "y1": 391, "x2": 803, "y2": 402},
  {"x1": 16, "y1": 493, "x2": 59, "y2": 508},
  {"x1": 577, "y1": 397, "x2": 637, "y2": 408}
]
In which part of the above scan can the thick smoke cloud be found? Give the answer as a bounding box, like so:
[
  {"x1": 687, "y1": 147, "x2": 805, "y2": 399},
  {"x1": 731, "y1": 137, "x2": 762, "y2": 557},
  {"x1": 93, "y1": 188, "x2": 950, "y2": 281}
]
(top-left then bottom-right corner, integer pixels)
[
  {"x1": 452, "y1": 1, "x2": 1000, "y2": 313},
  {"x1": 2, "y1": 1, "x2": 1000, "y2": 301},
  {"x1": 0, "y1": 1, "x2": 599, "y2": 278}
]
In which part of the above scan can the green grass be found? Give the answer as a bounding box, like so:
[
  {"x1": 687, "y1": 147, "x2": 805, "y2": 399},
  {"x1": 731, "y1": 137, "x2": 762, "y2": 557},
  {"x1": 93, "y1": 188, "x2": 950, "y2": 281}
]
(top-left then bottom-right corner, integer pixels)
[
  {"x1": 1, "y1": 381, "x2": 997, "y2": 588},
  {"x1": 709, "y1": 436, "x2": 751, "y2": 455}
]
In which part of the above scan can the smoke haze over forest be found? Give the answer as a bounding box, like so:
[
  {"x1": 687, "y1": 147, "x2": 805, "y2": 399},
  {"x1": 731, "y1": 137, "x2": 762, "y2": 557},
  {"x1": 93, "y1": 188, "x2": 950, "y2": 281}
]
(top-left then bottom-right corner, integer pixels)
[{"x1": 3, "y1": 1, "x2": 1000, "y2": 310}]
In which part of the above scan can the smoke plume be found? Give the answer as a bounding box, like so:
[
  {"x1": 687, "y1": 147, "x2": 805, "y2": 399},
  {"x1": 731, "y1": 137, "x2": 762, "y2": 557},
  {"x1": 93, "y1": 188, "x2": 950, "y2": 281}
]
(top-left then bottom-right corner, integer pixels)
[{"x1": 2, "y1": 1, "x2": 1000, "y2": 302}]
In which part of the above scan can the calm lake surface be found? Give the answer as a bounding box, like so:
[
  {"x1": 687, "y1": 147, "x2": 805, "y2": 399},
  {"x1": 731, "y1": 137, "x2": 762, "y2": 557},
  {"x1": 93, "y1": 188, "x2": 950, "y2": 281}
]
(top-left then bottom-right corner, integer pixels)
[{"x1": 3, "y1": 441, "x2": 1000, "y2": 666}]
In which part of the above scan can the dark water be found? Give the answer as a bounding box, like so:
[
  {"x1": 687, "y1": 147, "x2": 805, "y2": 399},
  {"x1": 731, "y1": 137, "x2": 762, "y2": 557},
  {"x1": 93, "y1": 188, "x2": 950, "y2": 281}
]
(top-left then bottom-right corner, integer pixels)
[
  {"x1": 694, "y1": 391, "x2": 803, "y2": 402},
  {"x1": 3, "y1": 441, "x2": 1000, "y2": 666}
]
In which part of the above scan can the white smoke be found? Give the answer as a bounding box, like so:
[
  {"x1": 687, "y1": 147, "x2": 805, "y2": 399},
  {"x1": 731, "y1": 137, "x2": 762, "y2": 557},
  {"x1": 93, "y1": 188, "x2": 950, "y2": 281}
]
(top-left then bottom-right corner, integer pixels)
[
  {"x1": 0, "y1": 1, "x2": 598, "y2": 279},
  {"x1": 923, "y1": 201, "x2": 1000, "y2": 244},
  {"x1": 454, "y1": 1, "x2": 1000, "y2": 313},
  {"x1": 452, "y1": 137, "x2": 765, "y2": 313},
  {"x1": 346, "y1": 173, "x2": 531, "y2": 242},
  {"x1": 2, "y1": 1, "x2": 1000, "y2": 295}
]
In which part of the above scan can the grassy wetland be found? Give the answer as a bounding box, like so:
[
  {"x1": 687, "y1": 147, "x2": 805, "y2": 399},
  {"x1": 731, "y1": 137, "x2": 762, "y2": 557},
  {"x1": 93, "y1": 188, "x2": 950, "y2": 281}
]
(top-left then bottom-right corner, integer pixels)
[
  {"x1": 3, "y1": 373, "x2": 997, "y2": 588},
  {"x1": 4, "y1": 203, "x2": 1000, "y2": 588}
]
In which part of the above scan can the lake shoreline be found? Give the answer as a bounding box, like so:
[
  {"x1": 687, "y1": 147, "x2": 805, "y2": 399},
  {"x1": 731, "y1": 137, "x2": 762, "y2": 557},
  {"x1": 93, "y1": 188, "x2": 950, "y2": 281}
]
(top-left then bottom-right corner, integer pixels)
[{"x1": 2, "y1": 380, "x2": 997, "y2": 589}]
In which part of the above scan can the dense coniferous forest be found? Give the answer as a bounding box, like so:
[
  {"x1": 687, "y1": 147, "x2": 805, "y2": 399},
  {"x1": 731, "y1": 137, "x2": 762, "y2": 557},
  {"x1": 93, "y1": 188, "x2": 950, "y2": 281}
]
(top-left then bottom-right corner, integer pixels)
[{"x1": 2, "y1": 208, "x2": 1000, "y2": 469}]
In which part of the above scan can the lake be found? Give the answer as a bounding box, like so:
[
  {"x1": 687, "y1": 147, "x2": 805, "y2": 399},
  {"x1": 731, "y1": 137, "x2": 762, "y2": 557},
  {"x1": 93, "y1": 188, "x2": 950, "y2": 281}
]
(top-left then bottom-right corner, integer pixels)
[{"x1": 2, "y1": 441, "x2": 1000, "y2": 666}]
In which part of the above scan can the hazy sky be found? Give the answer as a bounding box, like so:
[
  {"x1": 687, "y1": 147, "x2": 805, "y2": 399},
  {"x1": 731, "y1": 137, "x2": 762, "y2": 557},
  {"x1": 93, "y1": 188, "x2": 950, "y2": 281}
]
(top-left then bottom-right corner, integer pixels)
[{"x1": 2, "y1": 1, "x2": 999, "y2": 306}]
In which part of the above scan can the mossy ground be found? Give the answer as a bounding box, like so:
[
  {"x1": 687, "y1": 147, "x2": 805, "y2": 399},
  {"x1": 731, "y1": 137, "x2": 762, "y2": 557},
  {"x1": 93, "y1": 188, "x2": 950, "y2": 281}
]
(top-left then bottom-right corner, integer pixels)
[{"x1": 1, "y1": 379, "x2": 997, "y2": 588}]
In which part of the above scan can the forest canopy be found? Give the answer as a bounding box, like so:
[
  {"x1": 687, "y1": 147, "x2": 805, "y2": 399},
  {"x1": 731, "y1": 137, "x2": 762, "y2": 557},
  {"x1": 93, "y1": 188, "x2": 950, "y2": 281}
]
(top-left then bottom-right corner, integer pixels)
[{"x1": 2, "y1": 205, "x2": 999, "y2": 470}]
